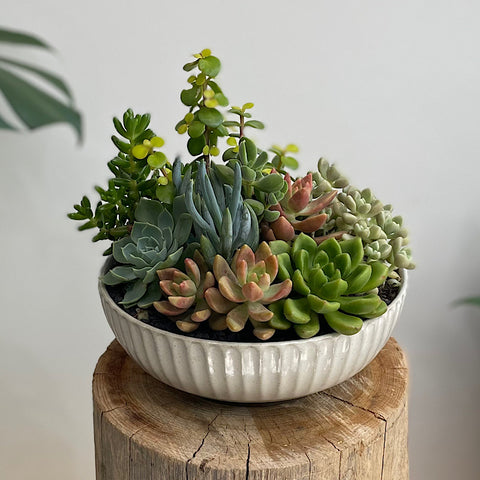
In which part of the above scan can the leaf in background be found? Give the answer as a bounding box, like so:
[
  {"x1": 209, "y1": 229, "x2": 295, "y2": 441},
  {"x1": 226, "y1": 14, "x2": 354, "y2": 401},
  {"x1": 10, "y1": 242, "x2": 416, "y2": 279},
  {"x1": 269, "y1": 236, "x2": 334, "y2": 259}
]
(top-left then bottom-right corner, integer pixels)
[
  {"x1": 0, "y1": 27, "x2": 50, "y2": 48},
  {"x1": 0, "y1": 26, "x2": 81, "y2": 139},
  {"x1": 455, "y1": 297, "x2": 480, "y2": 307},
  {"x1": 0, "y1": 56, "x2": 73, "y2": 100},
  {"x1": 0, "y1": 65, "x2": 82, "y2": 139},
  {"x1": 0, "y1": 112, "x2": 14, "y2": 129}
]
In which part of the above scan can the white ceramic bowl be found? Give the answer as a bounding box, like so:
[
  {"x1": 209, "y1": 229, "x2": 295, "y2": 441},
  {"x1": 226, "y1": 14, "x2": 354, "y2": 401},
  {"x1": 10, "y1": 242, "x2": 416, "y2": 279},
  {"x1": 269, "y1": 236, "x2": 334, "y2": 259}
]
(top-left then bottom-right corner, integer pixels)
[{"x1": 99, "y1": 270, "x2": 407, "y2": 403}]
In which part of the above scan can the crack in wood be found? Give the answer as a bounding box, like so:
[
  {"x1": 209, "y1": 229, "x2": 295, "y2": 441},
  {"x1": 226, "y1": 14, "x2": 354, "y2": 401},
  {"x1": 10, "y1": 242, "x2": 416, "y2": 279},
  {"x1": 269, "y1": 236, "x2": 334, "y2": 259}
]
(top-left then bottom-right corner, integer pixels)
[
  {"x1": 128, "y1": 425, "x2": 149, "y2": 479},
  {"x1": 185, "y1": 413, "x2": 220, "y2": 480},
  {"x1": 380, "y1": 420, "x2": 388, "y2": 480},
  {"x1": 245, "y1": 442, "x2": 251, "y2": 480},
  {"x1": 323, "y1": 392, "x2": 387, "y2": 421},
  {"x1": 323, "y1": 392, "x2": 389, "y2": 480},
  {"x1": 102, "y1": 403, "x2": 128, "y2": 414},
  {"x1": 304, "y1": 451, "x2": 312, "y2": 480}
]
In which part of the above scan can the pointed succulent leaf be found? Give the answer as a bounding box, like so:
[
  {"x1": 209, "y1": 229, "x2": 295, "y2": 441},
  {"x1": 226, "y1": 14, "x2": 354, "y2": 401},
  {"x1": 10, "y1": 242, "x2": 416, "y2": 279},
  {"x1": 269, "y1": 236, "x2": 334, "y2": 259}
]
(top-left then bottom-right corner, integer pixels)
[
  {"x1": 205, "y1": 287, "x2": 237, "y2": 314},
  {"x1": 268, "y1": 301, "x2": 291, "y2": 330},
  {"x1": 299, "y1": 190, "x2": 338, "y2": 216},
  {"x1": 283, "y1": 298, "x2": 311, "y2": 324},
  {"x1": 291, "y1": 233, "x2": 317, "y2": 258},
  {"x1": 324, "y1": 310, "x2": 363, "y2": 335},
  {"x1": 159, "y1": 279, "x2": 177, "y2": 296},
  {"x1": 241, "y1": 282, "x2": 264, "y2": 302},
  {"x1": 269, "y1": 240, "x2": 290, "y2": 255},
  {"x1": 264, "y1": 255, "x2": 278, "y2": 280},
  {"x1": 137, "y1": 282, "x2": 162, "y2": 308},
  {"x1": 359, "y1": 261, "x2": 389, "y2": 293},
  {"x1": 292, "y1": 269, "x2": 310, "y2": 295},
  {"x1": 208, "y1": 313, "x2": 228, "y2": 331},
  {"x1": 295, "y1": 248, "x2": 314, "y2": 277},
  {"x1": 294, "y1": 312, "x2": 320, "y2": 339},
  {"x1": 213, "y1": 255, "x2": 237, "y2": 283},
  {"x1": 130, "y1": 222, "x2": 163, "y2": 245},
  {"x1": 192, "y1": 305, "x2": 212, "y2": 323},
  {"x1": 270, "y1": 216, "x2": 295, "y2": 241},
  {"x1": 173, "y1": 213, "x2": 193, "y2": 246},
  {"x1": 168, "y1": 295, "x2": 196, "y2": 310},
  {"x1": 318, "y1": 237, "x2": 342, "y2": 259},
  {"x1": 334, "y1": 253, "x2": 352, "y2": 277},
  {"x1": 157, "y1": 267, "x2": 183, "y2": 281},
  {"x1": 291, "y1": 214, "x2": 328, "y2": 233},
  {"x1": 362, "y1": 301, "x2": 388, "y2": 319},
  {"x1": 318, "y1": 279, "x2": 348, "y2": 301},
  {"x1": 276, "y1": 252, "x2": 293, "y2": 281},
  {"x1": 220, "y1": 208, "x2": 233, "y2": 258},
  {"x1": 219, "y1": 276, "x2": 245, "y2": 302},
  {"x1": 102, "y1": 266, "x2": 137, "y2": 285},
  {"x1": 307, "y1": 294, "x2": 340, "y2": 314},
  {"x1": 309, "y1": 268, "x2": 328, "y2": 295},
  {"x1": 338, "y1": 294, "x2": 382, "y2": 316},
  {"x1": 176, "y1": 278, "x2": 197, "y2": 296},
  {"x1": 248, "y1": 302, "x2": 274, "y2": 322},
  {"x1": 345, "y1": 264, "x2": 372, "y2": 294},
  {"x1": 340, "y1": 237, "x2": 364, "y2": 271},
  {"x1": 261, "y1": 279, "x2": 292, "y2": 303},
  {"x1": 120, "y1": 280, "x2": 147, "y2": 306},
  {"x1": 226, "y1": 303, "x2": 250, "y2": 332},
  {"x1": 252, "y1": 325, "x2": 276, "y2": 341},
  {"x1": 254, "y1": 242, "x2": 272, "y2": 263}
]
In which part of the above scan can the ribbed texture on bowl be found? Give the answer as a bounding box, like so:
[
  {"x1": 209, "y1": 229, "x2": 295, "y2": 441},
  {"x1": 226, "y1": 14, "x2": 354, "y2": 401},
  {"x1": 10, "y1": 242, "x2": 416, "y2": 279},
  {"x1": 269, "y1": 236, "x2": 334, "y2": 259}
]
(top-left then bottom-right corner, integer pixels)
[{"x1": 99, "y1": 272, "x2": 407, "y2": 403}]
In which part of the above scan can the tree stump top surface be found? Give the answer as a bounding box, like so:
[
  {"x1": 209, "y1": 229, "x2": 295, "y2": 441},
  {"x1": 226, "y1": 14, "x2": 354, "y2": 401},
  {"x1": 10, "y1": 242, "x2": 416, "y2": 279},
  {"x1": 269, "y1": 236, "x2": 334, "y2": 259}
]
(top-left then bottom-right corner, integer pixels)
[{"x1": 93, "y1": 338, "x2": 408, "y2": 479}]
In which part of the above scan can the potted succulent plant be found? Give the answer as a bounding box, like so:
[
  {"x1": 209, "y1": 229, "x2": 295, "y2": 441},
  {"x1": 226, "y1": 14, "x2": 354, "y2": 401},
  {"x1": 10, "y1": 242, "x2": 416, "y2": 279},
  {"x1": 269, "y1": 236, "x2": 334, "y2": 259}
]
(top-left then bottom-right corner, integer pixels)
[{"x1": 70, "y1": 49, "x2": 414, "y2": 402}]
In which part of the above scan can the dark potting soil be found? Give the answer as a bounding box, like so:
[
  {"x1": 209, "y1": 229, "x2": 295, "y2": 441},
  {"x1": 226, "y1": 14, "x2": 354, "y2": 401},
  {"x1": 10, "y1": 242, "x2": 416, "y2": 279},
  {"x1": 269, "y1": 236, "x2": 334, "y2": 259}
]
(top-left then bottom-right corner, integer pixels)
[{"x1": 106, "y1": 280, "x2": 400, "y2": 344}]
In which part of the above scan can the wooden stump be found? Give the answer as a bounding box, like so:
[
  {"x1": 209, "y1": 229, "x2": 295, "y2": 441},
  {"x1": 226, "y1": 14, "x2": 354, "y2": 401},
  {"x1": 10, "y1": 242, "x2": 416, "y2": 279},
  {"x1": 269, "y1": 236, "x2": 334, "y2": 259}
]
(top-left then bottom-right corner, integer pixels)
[{"x1": 93, "y1": 338, "x2": 409, "y2": 480}]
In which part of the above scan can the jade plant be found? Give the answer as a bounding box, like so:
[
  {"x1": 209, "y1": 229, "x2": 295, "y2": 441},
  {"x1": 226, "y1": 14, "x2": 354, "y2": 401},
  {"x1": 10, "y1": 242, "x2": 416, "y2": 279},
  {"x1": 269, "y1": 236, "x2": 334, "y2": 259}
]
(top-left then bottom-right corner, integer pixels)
[{"x1": 70, "y1": 48, "x2": 414, "y2": 341}]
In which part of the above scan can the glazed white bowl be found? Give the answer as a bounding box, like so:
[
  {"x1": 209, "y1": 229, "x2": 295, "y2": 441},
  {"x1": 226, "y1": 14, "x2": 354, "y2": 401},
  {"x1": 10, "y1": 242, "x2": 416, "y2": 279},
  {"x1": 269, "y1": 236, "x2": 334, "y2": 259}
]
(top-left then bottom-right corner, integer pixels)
[{"x1": 99, "y1": 270, "x2": 407, "y2": 403}]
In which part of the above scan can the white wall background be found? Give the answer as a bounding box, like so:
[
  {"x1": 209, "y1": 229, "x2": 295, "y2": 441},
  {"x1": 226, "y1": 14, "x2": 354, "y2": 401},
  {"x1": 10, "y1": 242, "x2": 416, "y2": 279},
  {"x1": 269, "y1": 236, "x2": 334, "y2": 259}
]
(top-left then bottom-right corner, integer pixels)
[{"x1": 1, "y1": 1, "x2": 479, "y2": 478}]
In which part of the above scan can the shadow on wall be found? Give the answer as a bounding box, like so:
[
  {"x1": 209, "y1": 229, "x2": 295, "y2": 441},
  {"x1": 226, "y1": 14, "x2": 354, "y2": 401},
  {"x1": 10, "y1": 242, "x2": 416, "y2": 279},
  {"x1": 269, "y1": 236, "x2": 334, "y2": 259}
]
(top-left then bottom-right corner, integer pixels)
[{"x1": 0, "y1": 338, "x2": 77, "y2": 479}]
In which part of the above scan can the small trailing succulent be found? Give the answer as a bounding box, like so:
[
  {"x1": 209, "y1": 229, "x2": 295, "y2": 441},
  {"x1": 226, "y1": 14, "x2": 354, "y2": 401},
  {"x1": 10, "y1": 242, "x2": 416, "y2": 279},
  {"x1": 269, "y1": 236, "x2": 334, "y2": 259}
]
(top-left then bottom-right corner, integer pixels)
[{"x1": 70, "y1": 48, "x2": 414, "y2": 341}]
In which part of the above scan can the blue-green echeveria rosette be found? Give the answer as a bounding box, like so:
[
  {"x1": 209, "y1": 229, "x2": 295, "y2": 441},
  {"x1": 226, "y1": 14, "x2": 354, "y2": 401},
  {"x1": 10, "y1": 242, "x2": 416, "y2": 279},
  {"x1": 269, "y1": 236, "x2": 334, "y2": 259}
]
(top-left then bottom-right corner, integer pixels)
[{"x1": 101, "y1": 198, "x2": 192, "y2": 308}]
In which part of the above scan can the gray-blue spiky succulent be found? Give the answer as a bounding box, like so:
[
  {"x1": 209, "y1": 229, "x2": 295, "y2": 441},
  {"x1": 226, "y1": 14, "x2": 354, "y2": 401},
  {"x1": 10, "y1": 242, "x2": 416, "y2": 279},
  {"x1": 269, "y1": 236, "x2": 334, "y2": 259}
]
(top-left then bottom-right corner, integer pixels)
[
  {"x1": 172, "y1": 158, "x2": 259, "y2": 266},
  {"x1": 102, "y1": 198, "x2": 192, "y2": 308}
]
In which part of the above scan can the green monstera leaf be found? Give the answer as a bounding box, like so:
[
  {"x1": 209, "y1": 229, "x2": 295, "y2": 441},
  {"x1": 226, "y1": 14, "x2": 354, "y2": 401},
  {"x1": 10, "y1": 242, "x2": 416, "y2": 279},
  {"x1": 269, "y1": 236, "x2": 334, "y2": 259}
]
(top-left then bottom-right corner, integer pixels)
[{"x1": 0, "y1": 27, "x2": 81, "y2": 138}]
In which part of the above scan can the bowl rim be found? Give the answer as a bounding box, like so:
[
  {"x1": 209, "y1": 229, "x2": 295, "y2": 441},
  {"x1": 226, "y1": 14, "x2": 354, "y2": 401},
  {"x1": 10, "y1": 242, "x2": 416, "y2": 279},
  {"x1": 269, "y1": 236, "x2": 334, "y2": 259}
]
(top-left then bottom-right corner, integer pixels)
[{"x1": 99, "y1": 261, "x2": 407, "y2": 349}]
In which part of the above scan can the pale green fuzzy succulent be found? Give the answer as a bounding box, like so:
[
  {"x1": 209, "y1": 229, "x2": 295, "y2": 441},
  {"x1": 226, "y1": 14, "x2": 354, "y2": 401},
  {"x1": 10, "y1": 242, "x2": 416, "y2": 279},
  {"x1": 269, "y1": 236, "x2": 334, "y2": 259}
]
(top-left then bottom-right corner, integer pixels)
[
  {"x1": 102, "y1": 198, "x2": 192, "y2": 308},
  {"x1": 312, "y1": 159, "x2": 415, "y2": 272}
]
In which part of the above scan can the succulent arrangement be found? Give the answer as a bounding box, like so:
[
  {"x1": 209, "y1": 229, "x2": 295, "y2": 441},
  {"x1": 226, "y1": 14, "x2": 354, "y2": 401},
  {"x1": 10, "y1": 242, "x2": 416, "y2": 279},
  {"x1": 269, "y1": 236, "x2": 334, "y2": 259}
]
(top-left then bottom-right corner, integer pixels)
[{"x1": 70, "y1": 48, "x2": 414, "y2": 341}]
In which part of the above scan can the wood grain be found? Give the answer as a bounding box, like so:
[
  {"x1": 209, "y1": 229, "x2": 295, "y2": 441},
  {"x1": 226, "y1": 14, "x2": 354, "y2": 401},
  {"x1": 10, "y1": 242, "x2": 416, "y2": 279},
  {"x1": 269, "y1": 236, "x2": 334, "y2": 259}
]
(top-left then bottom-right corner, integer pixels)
[{"x1": 93, "y1": 338, "x2": 409, "y2": 479}]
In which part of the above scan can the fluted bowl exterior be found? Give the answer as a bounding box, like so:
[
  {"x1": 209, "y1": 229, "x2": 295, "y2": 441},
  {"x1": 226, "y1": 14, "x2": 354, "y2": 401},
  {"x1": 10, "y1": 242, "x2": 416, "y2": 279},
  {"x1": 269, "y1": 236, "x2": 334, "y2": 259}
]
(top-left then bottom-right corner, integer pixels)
[{"x1": 99, "y1": 269, "x2": 407, "y2": 403}]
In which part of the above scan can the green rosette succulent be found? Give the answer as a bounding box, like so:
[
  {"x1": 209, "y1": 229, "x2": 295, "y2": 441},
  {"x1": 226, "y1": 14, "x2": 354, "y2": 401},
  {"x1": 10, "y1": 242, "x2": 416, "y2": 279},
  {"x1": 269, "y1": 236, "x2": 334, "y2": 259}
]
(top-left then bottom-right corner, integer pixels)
[
  {"x1": 153, "y1": 251, "x2": 217, "y2": 333},
  {"x1": 205, "y1": 242, "x2": 292, "y2": 340},
  {"x1": 269, "y1": 233, "x2": 389, "y2": 337},
  {"x1": 101, "y1": 198, "x2": 192, "y2": 308}
]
